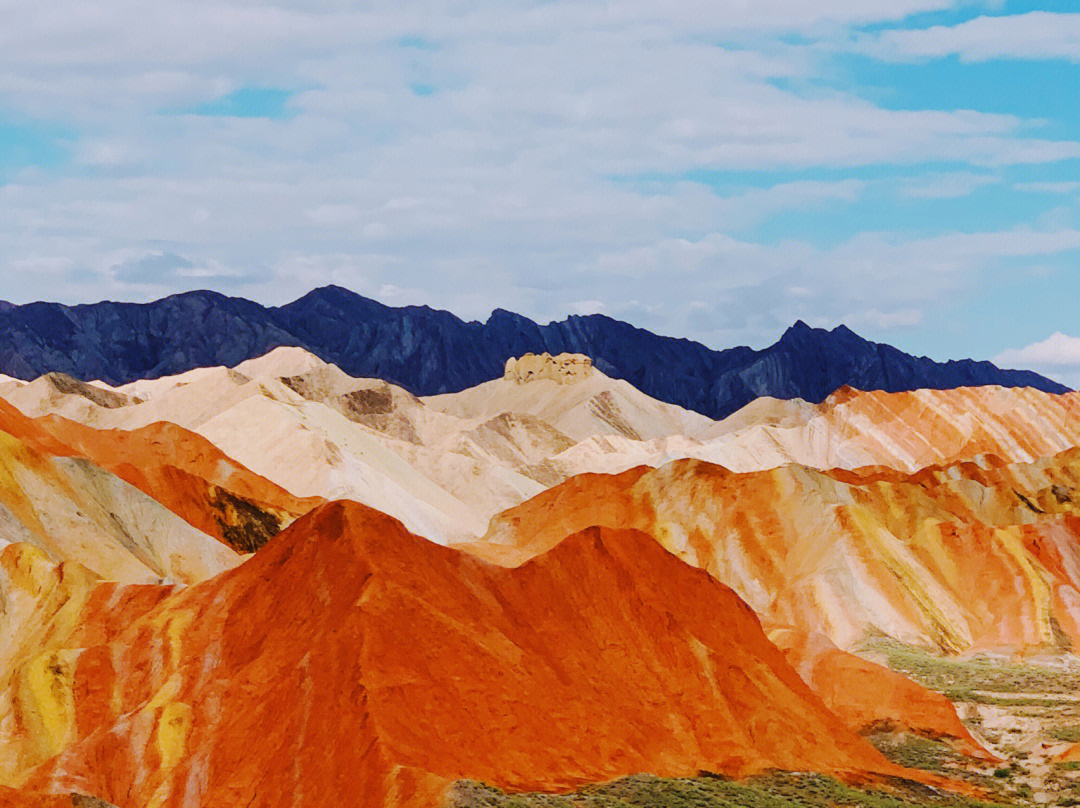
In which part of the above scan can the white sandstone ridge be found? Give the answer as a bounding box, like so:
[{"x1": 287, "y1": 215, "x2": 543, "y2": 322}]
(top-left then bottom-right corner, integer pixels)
[
  {"x1": 14, "y1": 345, "x2": 1080, "y2": 548},
  {"x1": 504, "y1": 352, "x2": 594, "y2": 384}
]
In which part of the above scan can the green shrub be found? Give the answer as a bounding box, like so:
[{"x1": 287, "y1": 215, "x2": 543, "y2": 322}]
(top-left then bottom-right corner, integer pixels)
[{"x1": 1051, "y1": 725, "x2": 1080, "y2": 743}]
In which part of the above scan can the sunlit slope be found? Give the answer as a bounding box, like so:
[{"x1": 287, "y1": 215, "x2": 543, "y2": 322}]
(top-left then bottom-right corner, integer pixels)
[
  {"x1": 4, "y1": 349, "x2": 552, "y2": 543},
  {"x1": 479, "y1": 449, "x2": 1080, "y2": 653},
  {"x1": 768, "y1": 628, "x2": 992, "y2": 760},
  {"x1": 699, "y1": 385, "x2": 1080, "y2": 473},
  {"x1": 0, "y1": 502, "x2": 964, "y2": 807},
  {"x1": 424, "y1": 366, "x2": 716, "y2": 442},
  {"x1": 0, "y1": 543, "x2": 176, "y2": 786}
]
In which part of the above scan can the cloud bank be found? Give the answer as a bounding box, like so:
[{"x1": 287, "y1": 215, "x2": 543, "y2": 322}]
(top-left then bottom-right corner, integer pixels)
[{"x1": 2, "y1": 1, "x2": 1080, "y2": 362}]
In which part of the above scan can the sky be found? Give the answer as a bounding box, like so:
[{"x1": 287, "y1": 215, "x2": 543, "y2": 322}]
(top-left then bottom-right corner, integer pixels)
[{"x1": 3, "y1": 2, "x2": 1080, "y2": 383}]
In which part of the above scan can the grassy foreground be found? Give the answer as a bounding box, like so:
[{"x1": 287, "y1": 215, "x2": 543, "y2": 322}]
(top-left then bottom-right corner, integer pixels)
[{"x1": 448, "y1": 772, "x2": 1014, "y2": 808}]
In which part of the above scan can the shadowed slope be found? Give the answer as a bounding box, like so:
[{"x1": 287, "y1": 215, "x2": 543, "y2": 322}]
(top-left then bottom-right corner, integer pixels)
[{"x1": 2, "y1": 502, "x2": 961, "y2": 807}]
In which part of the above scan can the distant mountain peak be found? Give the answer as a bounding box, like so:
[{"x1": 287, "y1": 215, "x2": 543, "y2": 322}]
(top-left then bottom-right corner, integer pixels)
[
  {"x1": 0, "y1": 289, "x2": 1067, "y2": 415},
  {"x1": 289, "y1": 284, "x2": 375, "y2": 309},
  {"x1": 787, "y1": 318, "x2": 815, "y2": 332}
]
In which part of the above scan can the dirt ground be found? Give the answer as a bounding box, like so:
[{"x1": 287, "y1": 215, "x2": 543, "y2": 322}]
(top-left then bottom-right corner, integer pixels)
[{"x1": 868, "y1": 644, "x2": 1080, "y2": 806}]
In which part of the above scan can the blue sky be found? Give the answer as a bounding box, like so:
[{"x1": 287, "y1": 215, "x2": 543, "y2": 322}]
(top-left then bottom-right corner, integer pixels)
[{"x1": 3, "y1": 1, "x2": 1080, "y2": 382}]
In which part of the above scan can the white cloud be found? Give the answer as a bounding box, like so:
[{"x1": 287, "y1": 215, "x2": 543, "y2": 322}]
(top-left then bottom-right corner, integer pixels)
[
  {"x1": 995, "y1": 333, "x2": 1080, "y2": 367},
  {"x1": 1, "y1": 0, "x2": 1078, "y2": 355},
  {"x1": 994, "y1": 333, "x2": 1080, "y2": 388},
  {"x1": 569, "y1": 299, "x2": 605, "y2": 315},
  {"x1": 849, "y1": 308, "x2": 925, "y2": 329},
  {"x1": 531, "y1": 225, "x2": 1080, "y2": 347},
  {"x1": 864, "y1": 12, "x2": 1080, "y2": 63}
]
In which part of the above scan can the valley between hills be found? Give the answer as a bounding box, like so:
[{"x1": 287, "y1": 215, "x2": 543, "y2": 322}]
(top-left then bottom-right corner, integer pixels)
[{"x1": 3, "y1": 344, "x2": 1080, "y2": 807}]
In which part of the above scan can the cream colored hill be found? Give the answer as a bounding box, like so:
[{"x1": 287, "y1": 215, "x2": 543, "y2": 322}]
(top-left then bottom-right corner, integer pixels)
[
  {"x1": 703, "y1": 395, "x2": 819, "y2": 436},
  {"x1": 195, "y1": 390, "x2": 496, "y2": 541},
  {"x1": 2, "y1": 372, "x2": 137, "y2": 426},
  {"x1": 4, "y1": 348, "x2": 553, "y2": 543},
  {"x1": 0, "y1": 375, "x2": 24, "y2": 399},
  {"x1": 424, "y1": 355, "x2": 716, "y2": 442}
]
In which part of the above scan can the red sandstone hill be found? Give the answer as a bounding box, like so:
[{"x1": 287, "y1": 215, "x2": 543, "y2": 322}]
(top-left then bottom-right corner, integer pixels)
[{"x1": 3, "y1": 501, "x2": 964, "y2": 807}]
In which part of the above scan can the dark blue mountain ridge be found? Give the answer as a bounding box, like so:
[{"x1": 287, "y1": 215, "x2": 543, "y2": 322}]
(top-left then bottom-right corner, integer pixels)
[{"x1": 0, "y1": 285, "x2": 1066, "y2": 420}]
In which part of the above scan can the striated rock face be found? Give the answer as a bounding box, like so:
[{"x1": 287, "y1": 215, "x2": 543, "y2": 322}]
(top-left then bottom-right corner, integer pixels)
[
  {"x1": 477, "y1": 446, "x2": 1080, "y2": 655},
  {"x1": 27, "y1": 415, "x2": 322, "y2": 553},
  {"x1": 0, "y1": 403, "x2": 238, "y2": 585},
  {"x1": 0, "y1": 397, "x2": 304, "y2": 561},
  {"x1": 503, "y1": 353, "x2": 594, "y2": 384},
  {"x1": 0, "y1": 502, "x2": 963, "y2": 807},
  {"x1": 10, "y1": 349, "x2": 1080, "y2": 550},
  {"x1": 0, "y1": 543, "x2": 177, "y2": 787}
]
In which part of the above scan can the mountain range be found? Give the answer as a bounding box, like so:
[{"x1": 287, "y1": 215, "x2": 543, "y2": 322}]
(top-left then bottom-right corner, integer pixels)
[
  {"x1": 7, "y1": 339, "x2": 1080, "y2": 805},
  {"x1": 0, "y1": 286, "x2": 1065, "y2": 419}
]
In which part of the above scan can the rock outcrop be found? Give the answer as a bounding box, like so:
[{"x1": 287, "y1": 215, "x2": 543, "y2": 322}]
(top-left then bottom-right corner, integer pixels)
[{"x1": 503, "y1": 353, "x2": 594, "y2": 384}]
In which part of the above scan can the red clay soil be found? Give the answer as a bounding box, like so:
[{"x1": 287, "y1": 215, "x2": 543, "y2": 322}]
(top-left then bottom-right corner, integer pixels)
[
  {"x1": 1057, "y1": 743, "x2": 1080, "y2": 763},
  {"x1": 9, "y1": 502, "x2": 969, "y2": 808},
  {"x1": 0, "y1": 399, "x2": 74, "y2": 455},
  {"x1": 0, "y1": 788, "x2": 116, "y2": 807}
]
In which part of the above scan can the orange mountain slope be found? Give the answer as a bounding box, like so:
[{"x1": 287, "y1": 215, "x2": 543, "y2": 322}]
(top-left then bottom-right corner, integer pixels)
[
  {"x1": 477, "y1": 448, "x2": 1080, "y2": 654},
  {"x1": 757, "y1": 385, "x2": 1080, "y2": 472},
  {"x1": 0, "y1": 543, "x2": 177, "y2": 785},
  {"x1": 0, "y1": 424, "x2": 237, "y2": 584},
  {"x1": 30, "y1": 415, "x2": 323, "y2": 552},
  {"x1": 0, "y1": 396, "x2": 319, "y2": 553},
  {"x1": 0, "y1": 502, "x2": 966, "y2": 808},
  {"x1": 0, "y1": 787, "x2": 117, "y2": 808},
  {"x1": 0, "y1": 398, "x2": 74, "y2": 455}
]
